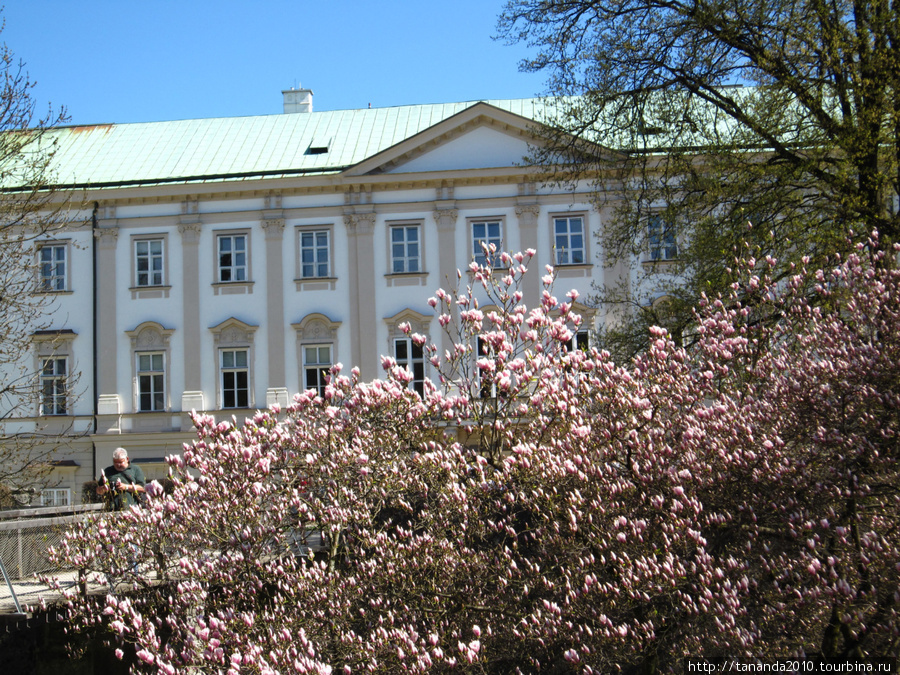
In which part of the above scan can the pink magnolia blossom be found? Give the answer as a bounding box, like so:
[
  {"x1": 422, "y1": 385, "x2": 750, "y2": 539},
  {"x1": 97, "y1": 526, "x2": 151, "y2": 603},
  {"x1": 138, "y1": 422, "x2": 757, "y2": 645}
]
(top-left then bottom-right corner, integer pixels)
[{"x1": 47, "y1": 242, "x2": 900, "y2": 672}]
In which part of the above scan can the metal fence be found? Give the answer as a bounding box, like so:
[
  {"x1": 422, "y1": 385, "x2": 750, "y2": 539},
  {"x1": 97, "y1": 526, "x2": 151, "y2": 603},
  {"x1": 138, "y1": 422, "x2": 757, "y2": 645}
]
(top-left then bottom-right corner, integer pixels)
[{"x1": 0, "y1": 504, "x2": 103, "y2": 580}]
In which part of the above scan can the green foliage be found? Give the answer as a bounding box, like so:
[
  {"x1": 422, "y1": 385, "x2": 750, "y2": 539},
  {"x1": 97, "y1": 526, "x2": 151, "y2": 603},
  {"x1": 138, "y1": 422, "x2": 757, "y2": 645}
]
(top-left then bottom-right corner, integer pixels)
[{"x1": 499, "y1": 0, "x2": 900, "y2": 359}]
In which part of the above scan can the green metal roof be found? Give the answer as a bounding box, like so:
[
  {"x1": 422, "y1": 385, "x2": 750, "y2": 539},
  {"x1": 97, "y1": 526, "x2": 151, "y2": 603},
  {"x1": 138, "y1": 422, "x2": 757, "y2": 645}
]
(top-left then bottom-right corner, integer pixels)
[{"x1": 25, "y1": 99, "x2": 555, "y2": 190}]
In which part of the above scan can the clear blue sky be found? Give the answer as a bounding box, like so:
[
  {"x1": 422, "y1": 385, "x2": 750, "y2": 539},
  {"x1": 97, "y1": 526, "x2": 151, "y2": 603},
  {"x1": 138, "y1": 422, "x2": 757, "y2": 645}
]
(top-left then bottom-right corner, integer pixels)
[{"x1": 3, "y1": 1, "x2": 546, "y2": 126}]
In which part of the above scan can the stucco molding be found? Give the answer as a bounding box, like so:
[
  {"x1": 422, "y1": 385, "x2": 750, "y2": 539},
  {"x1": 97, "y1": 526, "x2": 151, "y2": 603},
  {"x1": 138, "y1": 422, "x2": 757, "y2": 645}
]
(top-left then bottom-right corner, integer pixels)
[
  {"x1": 291, "y1": 313, "x2": 342, "y2": 343},
  {"x1": 125, "y1": 321, "x2": 175, "y2": 350},
  {"x1": 210, "y1": 317, "x2": 259, "y2": 347}
]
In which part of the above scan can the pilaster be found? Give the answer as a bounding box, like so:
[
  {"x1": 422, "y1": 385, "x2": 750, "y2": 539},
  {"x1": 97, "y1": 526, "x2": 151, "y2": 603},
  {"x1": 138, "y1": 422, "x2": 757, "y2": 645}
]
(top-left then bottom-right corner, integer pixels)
[
  {"x1": 432, "y1": 207, "x2": 459, "y2": 364},
  {"x1": 515, "y1": 202, "x2": 541, "y2": 303},
  {"x1": 179, "y1": 219, "x2": 203, "y2": 401},
  {"x1": 262, "y1": 217, "x2": 286, "y2": 393},
  {"x1": 95, "y1": 224, "x2": 119, "y2": 411},
  {"x1": 344, "y1": 212, "x2": 377, "y2": 379}
]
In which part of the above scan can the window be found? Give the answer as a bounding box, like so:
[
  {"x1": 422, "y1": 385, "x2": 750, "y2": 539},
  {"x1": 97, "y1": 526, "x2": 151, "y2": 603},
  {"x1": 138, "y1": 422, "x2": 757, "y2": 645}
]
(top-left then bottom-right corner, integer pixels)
[
  {"x1": 41, "y1": 488, "x2": 70, "y2": 507},
  {"x1": 135, "y1": 239, "x2": 164, "y2": 287},
  {"x1": 390, "y1": 225, "x2": 421, "y2": 273},
  {"x1": 300, "y1": 230, "x2": 331, "y2": 278},
  {"x1": 471, "y1": 220, "x2": 502, "y2": 266},
  {"x1": 553, "y1": 216, "x2": 586, "y2": 265},
  {"x1": 477, "y1": 336, "x2": 497, "y2": 399},
  {"x1": 303, "y1": 345, "x2": 332, "y2": 397},
  {"x1": 218, "y1": 234, "x2": 248, "y2": 282},
  {"x1": 648, "y1": 215, "x2": 677, "y2": 261},
  {"x1": 40, "y1": 357, "x2": 67, "y2": 415},
  {"x1": 394, "y1": 337, "x2": 426, "y2": 397},
  {"x1": 221, "y1": 349, "x2": 249, "y2": 408},
  {"x1": 566, "y1": 330, "x2": 591, "y2": 352},
  {"x1": 137, "y1": 352, "x2": 165, "y2": 411},
  {"x1": 38, "y1": 243, "x2": 66, "y2": 291}
]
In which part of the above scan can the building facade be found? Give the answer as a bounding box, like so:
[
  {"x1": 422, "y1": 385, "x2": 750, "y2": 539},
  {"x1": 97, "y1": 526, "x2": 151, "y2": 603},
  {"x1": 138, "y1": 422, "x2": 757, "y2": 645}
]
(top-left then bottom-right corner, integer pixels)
[{"x1": 7, "y1": 92, "x2": 637, "y2": 505}]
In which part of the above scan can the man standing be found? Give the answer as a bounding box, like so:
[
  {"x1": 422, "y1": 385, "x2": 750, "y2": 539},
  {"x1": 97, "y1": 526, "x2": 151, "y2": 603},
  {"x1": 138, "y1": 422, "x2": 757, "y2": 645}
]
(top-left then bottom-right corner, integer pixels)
[{"x1": 97, "y1": 447, "x2": 146, "y2": 510}]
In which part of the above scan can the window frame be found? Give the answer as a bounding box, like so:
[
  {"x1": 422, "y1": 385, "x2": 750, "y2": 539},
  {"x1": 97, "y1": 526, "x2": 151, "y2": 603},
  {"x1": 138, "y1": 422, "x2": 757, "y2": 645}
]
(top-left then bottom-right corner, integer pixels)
[
  {"x1": 136, "y1": 351, "x2": 166, "y2": 412},
  {"x1": 210, "y1": 317, "x2": 257, "y2": 409},
  {"x1": 393, "y1": 337, "x2": 427, "y2": 397},
  {"x1": 566, "y1": 330, "x2": 591, "y2": 353},
  {"x1": 552, "y1": 214, "x2": 588, "y2": 266},
  {"x1": 303, "y1": 343, "x2": 333, "y2": 398},
  {"x1": 37, "y1": 241, "x2": 68, "y2": 292},
  {"x1": 133, "y1": 235, "x2": 167, "y2": 288},
  {"x1": 216, "y1": 231, "x2": 250, "y2": 283},
  {"x1": 298, "y1": 227, "x2": 332, "y2": 279},
  {"x1": 40, "y1": 356, "x2": 68, "y2": 416},
  {"x1": 476, "y1": 335, "x2": 498, "y2": 399},
  {"x1": 469, "y1": 217, "x2": 504, "y2": 267},
  {"x1": 41, "y1": 488, "x2": 71, "y2": 507},
  {"x1": 220, "y1": 348, "x2": 250, "y2": 409},
  {"x1": 647, "y1": 214, "x2": 678, "y2": 262},
  {"x1": 389, "y1": 222, "x2": 423, "y2": 274}
]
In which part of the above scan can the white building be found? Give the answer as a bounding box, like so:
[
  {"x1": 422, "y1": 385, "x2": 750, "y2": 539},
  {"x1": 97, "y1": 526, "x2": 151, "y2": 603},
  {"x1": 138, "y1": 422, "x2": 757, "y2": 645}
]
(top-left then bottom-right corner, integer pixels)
[{"x1": 8, "y1": 90, "x2": 637, "y2": 505}]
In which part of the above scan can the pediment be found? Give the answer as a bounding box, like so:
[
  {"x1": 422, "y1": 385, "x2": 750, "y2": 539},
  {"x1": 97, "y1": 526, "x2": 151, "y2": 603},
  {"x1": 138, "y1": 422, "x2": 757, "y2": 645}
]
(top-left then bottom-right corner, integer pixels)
[
  {"x1": 344, "y1": 103, "x2": 551, "y2": 177},
  {"x1": 210, "y1": 317, "x2": 258, "y2": 347}
]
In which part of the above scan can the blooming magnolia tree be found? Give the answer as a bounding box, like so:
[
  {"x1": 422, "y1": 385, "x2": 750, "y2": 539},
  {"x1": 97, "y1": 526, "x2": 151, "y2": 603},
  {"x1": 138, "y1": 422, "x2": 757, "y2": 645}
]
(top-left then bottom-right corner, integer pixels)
[{"x1": 48, "y1": 242, "x2": 899, "y2": 672}]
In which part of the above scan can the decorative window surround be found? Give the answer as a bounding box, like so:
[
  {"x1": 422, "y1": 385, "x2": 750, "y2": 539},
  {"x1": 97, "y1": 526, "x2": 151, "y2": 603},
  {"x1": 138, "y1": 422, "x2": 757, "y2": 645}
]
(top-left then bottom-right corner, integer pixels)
[
  {"x1": 126, "y1": 321, "x2": 175, "y2": 413},
  {"x1": 131, "y1": 234, "x2": 171, "y2": 299},
  {"x1": 210, "y1": 317, "x2": 258, "y2": 409},
  {"x1": 385, "y1": 308, "x2": 431, "y2": 397},
  {"x1": 214, "y1": 231, "x2": 254, "y2": 295},
  {"x1": 294, "y1": 225, "x2": 337, "y2": 290},
  {"x1": 292, "y1": 313, "x2": 341, "y2": 395},
  {"x1": 32, "y1": 329, "x2": 77, "y2": 417}
]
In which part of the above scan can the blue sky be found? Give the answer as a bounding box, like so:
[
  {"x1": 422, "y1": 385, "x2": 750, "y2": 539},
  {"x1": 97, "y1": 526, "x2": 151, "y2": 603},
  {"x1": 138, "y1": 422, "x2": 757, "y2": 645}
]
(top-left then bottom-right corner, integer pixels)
[{"x1": 4, "y1": 1, "x2": 546, "y2": 126}]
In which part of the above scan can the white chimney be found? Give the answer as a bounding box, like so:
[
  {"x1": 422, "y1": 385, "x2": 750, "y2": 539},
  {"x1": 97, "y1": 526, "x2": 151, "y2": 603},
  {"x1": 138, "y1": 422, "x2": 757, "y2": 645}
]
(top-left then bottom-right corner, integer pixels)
[{"x1": 282, "y1": 86, "x2": 313, "y2": 114}]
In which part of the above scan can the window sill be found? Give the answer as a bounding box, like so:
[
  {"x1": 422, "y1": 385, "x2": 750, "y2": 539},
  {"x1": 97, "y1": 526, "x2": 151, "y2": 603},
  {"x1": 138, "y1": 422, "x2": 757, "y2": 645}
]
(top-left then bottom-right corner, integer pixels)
[
  {"x1": 212, "y1": 281, "x2": 255, "y2": 295},
  {"x1": 554, "y1": 263, "x2": 593, "y2": 278},
  {"x1": 35, "y1": 289, "x2": 73, "y2": 296},
  {"x1": 294, "y1": 277, "x2": 337, "y2": 291},
  {"x1": 641, "y1": 258, "x2": 679, "y2": 270},
  {"x1": 130, "y1": 285, "x2": 172, "y2": 300},
  {"x1": 385, "y1": 272, "x2": 428, "y2": 287}
]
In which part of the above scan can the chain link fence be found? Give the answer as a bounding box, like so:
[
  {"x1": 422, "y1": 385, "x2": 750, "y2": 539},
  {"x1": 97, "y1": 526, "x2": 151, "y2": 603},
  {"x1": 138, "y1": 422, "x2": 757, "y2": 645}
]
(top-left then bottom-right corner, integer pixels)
[{"x1": 0, "y1": 504, "x2": 103, "y2": 611}]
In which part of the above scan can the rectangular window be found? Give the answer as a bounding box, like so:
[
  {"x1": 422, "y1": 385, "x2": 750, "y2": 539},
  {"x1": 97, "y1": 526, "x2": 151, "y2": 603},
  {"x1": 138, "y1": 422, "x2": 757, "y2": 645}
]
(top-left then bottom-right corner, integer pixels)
[
  {"x1": 393, "y1": 337, "x2": 426, "y2": 397},
  {"x1": 137, "y1": 352, "x2": 165, "y2": 412},
  {"x1": 221, "y1": 349, "x2": 249, "y2": 408},
  {"x1": 39, "y1": 244, "x2": 66, "y2": 291},
  {"x1": 553, "y1": 216, "x2": 586, "y2": 265},
  {"x1": 471, "y1": 220, "x2": 502, "y2": 266},
  {"x1": 648, "y1": 215, "x2": 677, "y2": 261},
  {"x1": 566, "y1": 330, "x2": 590, "y2": 352},
  {"x1": 300, "y1": 230, "x2": 331, "y2": 278},
  {"x1": 390, "y1": 225, "x2": 421, "y2": 273},
  {"x1": 218, "y1": 234, "x2": 248, "y2": 282},
  {"x1": 303, "y1": 345, "x2": 332, "y2": 397},
  {"x1": 40, "y1": 357, "x2": 67, "y2": 415},
  {"x1": 476, "y1": 337, "x2": 497, "y2": 399},
  {"x1": 41, "y1": 488, "x2": 70, "y2": 507},
  {"x1": 135, "y1": 239, "x2": 164, "y2": 287}
]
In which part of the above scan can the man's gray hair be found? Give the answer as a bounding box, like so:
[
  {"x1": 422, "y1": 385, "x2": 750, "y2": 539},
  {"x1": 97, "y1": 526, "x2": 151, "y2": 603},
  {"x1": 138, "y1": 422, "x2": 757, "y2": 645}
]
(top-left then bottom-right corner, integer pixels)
[{"x1": 112, "y1": 447, "x2": 129, "y2": 460}]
